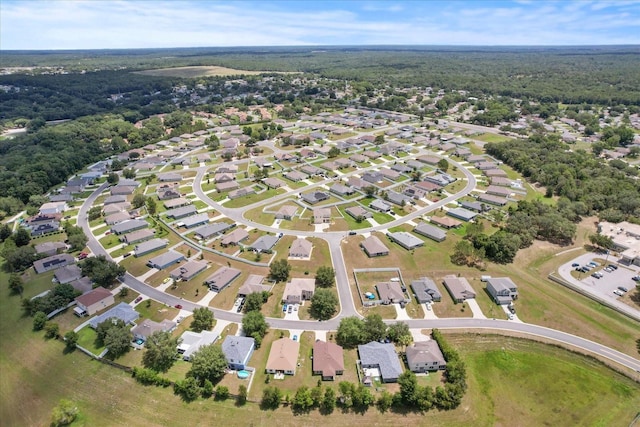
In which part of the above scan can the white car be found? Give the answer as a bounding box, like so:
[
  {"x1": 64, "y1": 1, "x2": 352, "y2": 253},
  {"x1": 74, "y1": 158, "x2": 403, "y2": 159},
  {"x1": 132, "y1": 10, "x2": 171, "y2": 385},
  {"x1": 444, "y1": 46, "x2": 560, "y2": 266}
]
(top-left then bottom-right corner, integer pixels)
[
  {"x1": 426, "y1": 303, "x2": 432, "y2": 311},
  {"x1": 613, "y1": 289, "x2": 624, "y2": 297}
]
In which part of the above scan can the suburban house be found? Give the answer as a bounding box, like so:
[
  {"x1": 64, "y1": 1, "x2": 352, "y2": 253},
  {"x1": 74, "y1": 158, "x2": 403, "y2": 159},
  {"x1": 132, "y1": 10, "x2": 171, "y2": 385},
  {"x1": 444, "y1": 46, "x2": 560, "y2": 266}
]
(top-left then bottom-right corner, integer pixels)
[
  {"x1": 302, "y1": 191, "x2": 330, "y2": 205},
  {"x1": 110, "y1": 186, "x2": 136, "y2": 196},
  {"x1": 387, "y1": 231, "x2": 424, "y2": 250},
  {"x1": 446, "y1": 208, "x2": 478, "y2": 222},
  {"x1": 121, "y1": 229, "x2": 155, "y2": 245},
  {"x1": 478, "y1": 193, "x2": 508, "y2": 206},
  {"x1": 411, "y1": 277, "x2": 442, "y2": 303},
  {"x1": 180, "y1": 213, "x2": 210, "y2": 229},
  {"x1": 386, "y1": 190, "x2": 412, "y2": 206},
  {"x1": 237, "y1": 274, "x2": 271, "y2": 297},
  {"x1": 330, "y1": 183, "x2": 355, "y2": 196},
  {"x1": 165, "y1": 205, "x2": 197, "y2": 220},
  {"x1": 38, "y1": 201, "x2": 67, "y2": 215},
  {"x1": 263, "y1": 177, "x2": 286, "y2": 189},
  {"x1": 33, "y1": 254, "x2": 75, "y2": 274},
  {"x1": 229, "y1": 187, "x2": 256, "y2": 200},
  {"x1": 358, "y1": 341, "x2": 403, "y2": 383},
  {"x1": 194, "y1": 222, "x2": 235, "y2": 240},
  {"x1": 417, "y1": 155, "x2": 441, "y2": 165},
  {"x1": 282, "y1": 278, "x2": 315, "y2": 304},
  {"x1": 216, "y1": 181, "x2": 240, "y2": 192},
  {"x1": 424, "y1": 173, "x2": 456, "y2": 187},
  {"x1": 178, "y1": 330, "x2": 219, "y2": 361},
  {"x1": 376, "y1": 281, "x2": 406, "y2": 304},
  {"x1": 360, "y1": 235, "x2": 390, "y2": 257},
  {"x1": 34, "y1": 241, "x2": 66, "y2": 256},
  {"x1": 220, "y1": 228, "x2": 249, "y2": 246},
  {"x1": 54, "y1": 265, "x2": 83, "y2": 284},
  {"x1": 222, "y1": 335, "x2": 256, "y2": 370},
  {"x1": 74, "y1": 287, "x2": 114, "y2": 316},
  {"x1": 104, "y1": 195, "x2": 128, "y2": 205},
  {"x1": 362, "y1": 171, "x2": 383, "y2": 184},
  {"x1": 134, "y1": 238, "x2": 168, "y2": 257},
  {"x1": 204, "y1": 266, "x2": 241, "y2": 292},
  {"x1": 486, "y1": 277, "x2": 519, "y2": 305},
  {"x1": 131, "y1": 319, "x2": 177, "y2": 341},
  {"x1": 158, "y1": 172, "x2": 183, "y2": 182},
  {"x1": 486, "y1": 185, "x2": 512, "y2": 197},
  {"x1": 289, "y1": 238, "x2": 313, "y2": 259},
  {"x1": 406, "y1": 340, "x2": 447, "y2": 373},
  {"x1": 460, "y1": 201, "x2": 491, "y2": 212},
  {"x1": 265, "y1": 337, "x2": 300, "y2": 375},
  {"x1": 249, "y1": 235, "x2": 279, "y2": 253},
  {"x1": 146, "y1": 251, "x2": 185, "y2": 270},
  {"x1": 170, "y1": 260, "x2": 208, "y2": 282},
  {"x1": 163, "y1": 197, "x2": 190, "y2": 209},
  {"x1": 413, "y1": 222, "x2": 447, "y2": 242},
  {"x1": 345, "y1": 206, "x2": 372, "y2": 220},
  {"x1": 88, "y1": 302, "x2": 139, "y2": 329},
  {"x1": 313, "y1": 207, "x2": 332, "y2": 224},
  {"x1": 285, "y1": 170, "x2": 308, "y2": 182},
  {"x1": 369, "y1": 199, "x2": 392, "y2": 213},
  {"x1": 442, "y1": 275, "x2": 476, "y2": 303},
  {"x1": 111, "y1": 219, "x2": 148, "y2": 235},
  {"x1": 103, "y1": 202, "x2": 131, "y2": 215},
  {"x1": 275, "y1": 205, "x2": 298, "y2": 220},
  {"x1": 347, "y1": 176, "x2": 367, "y2": 190},
  {"x1": 429, "y1": 215, "x2": 462, "y2": 229},
  {"x1": 105, "y1": 211, "x2": 131, "y2": 225},
  {"x1": 312, "y1": 340, "x2": 345, "y2": 381},
  {"x1": 379, "y1": 169, "x2": 401, "y2": 181}
]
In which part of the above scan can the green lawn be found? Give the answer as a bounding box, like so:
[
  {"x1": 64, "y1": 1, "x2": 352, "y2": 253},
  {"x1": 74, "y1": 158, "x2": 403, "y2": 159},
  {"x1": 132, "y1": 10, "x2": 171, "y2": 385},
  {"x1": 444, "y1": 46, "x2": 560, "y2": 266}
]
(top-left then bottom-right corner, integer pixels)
[
  {"x1": 474, "y1": 133, "x2": 515, "y2": 143},
  {"x1": 76, "y1": 326, "x2": 105, "y2": 356}
]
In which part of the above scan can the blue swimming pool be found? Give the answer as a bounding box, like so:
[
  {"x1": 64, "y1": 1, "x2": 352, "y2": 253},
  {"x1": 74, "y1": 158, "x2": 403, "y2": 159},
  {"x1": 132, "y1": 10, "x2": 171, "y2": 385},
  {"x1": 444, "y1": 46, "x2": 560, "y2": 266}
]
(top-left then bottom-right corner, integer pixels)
[{"x1": 237, "y1": 370, "x2": 250, "y2": 379}]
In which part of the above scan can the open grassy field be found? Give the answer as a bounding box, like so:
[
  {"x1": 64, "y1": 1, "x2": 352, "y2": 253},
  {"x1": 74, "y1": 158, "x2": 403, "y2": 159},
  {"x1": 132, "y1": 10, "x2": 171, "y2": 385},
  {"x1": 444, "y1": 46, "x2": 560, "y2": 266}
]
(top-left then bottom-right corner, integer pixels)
[
  {"x1": 474, "y1": 133, "x2": 515, "y2": 143},
  {"x1": 133, "y1": 66, "x2": 297, "y2": 78}
]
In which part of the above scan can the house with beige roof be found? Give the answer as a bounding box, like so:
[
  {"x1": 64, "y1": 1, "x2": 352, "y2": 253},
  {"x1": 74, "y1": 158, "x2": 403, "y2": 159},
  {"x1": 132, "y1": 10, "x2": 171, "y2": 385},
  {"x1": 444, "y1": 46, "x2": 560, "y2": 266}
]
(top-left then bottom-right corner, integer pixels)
[
  {"x1": 275, "y1": 205, "x2": 297, "y2": 220},
  {"x1": 360, "y1": 235, "x2": 389, "y2": 257},
  {"x1": 74, "y1": 287, "x2": 114, "y2": 316},
  {"x1": 406, "y1": 340, "x2": 447, "y2": 373},
  {"x1": 170, "y1": 260, "x2": 208, "y2": 282},
  {"x1": 265, "y1": 338, "x2": 300, "y2": 375},
  {"x1": 289, "y1": 238, "x2": 313, "y2": 259},
  {"x1": 282, "y1": 278, "x2": 315, "y2": 304}
]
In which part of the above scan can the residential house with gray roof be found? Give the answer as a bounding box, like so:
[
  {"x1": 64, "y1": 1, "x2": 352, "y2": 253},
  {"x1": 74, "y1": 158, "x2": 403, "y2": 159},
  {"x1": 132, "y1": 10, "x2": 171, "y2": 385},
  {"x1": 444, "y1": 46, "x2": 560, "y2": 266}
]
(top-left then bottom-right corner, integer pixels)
[
  {"x1": 121, "y1": 229, "x2": 155, "y2": 245},
  {"x1": 54, "y1": 265, "x2": 83, "y2": 284},
  {"x1": 369, "y1": 199, "x2": 391, "y2": 213},
  {"x1": 447, "y1": 207, "x2": 478, "y2": 222},
  {"x1": 249, "y1": 235, "x2": 279, "y2": 253},
  {"x1": 411, "y1": 277, "x2": 442, "y2": 303},
  {"x1": 178, "y1": 330, "x2": 219, "y2": 361},
  {"x1": 165, "y1": 205, "x2": 197, "y2": 220},
  {"x1": 406, "y1": 341, "x2": 447, "y2": 373},
  {"x1": 442, "y1": 275, "x2": 476, "y2": 303},
  {"x1": 170, "y1": 260, "x2": 208, "y2": 282},
  {"x1": 360, "y1": 235, "x2": 389, "y2": 257},
  {"x1": 111, "y1": 219, "x2": 148, "y2": 235},
  {"x1": 376, "y1": 281, "x2": 406, "y2": 304},
  {"x1": 302, "y1": 191, "x2": 329, "y2": 204},
  {"x1": 345, "y1": 206, "x2": 371, "y2": 220},
  {"x1": 220, "y1": 228, "x2": 249, "y2": 246},
  {"x1": 222, "y1": 335, "x2": 255, "y2": 370},
  {"x1": 89, "y1": 302, "x2": 139, "y2": 329},
  {"x1": 180, "y1": 213, "x2": 209, "y2": 229},
  {"x1": 486, "y1": 277, "x2": 518, "y2": 305},
  {"x1": 194, "y1": 222, "x2": 234, "y2": 240},
  {"x1": 358, "y1": 342, "x2": 403, "y2": 383},
  {"x1": 285, "y1": 170, "x2": 308, "y2": 182},
  {"x1": 204, "y1": 266, "x2": 241, "y2": 291},
  {"x1": 388, "y1": 231, "x2": 424, "y2": 250},
  {"x1": 33, "y1": 254, "x2": 75, "y2": 274},
  {"x1": 147, "y1": 251, "x2": 185, "y2": 270},
  {"x1": 134, "y1": 238, "x2": 167, "y2": 257},
  {"x1": 413, "y1": 222, "x2": 446, "y2": 242}
]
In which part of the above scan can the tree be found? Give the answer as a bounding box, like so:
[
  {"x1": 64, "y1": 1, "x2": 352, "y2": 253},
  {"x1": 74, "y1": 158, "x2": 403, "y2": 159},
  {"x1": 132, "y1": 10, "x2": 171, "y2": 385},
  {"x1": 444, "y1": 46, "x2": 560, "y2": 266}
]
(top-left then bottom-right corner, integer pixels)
[
  {"x1": 132, "y1": 193, "x2": 147, "y2": 209},
  {"x1": 327, "y1": 147, "x2": 341, "y2": 158},
  {"x1": 44, "y1": 322, "x2": 60, "y2": 339},
  {"x1": 122, "y1": 168, "x2": 136, "y2": 179},
  {"x1": 201, "y1": 379, "x2": 214, "y2": 398},
  {"x1": 64, "y1": 330, "x2": 78, "y2": 350},
  {"x1": 309, "y1": 289, "x2": 339, "y2": 320},
  {"x1": 352, "y1": 384, "x2": 374, "y2": 409},
  {"x1": 269, "y1": 259, "x2": 291, "y2": 282},
  {"x1": 374, "y1": 134, "x2": 385, "y2": 145},
  {"x1": 188, "y1": 344, "x2": 228, "y2": 385},
  {"x1": 107, "y1": 172, "x2": 119, "y2": 184},
  {"x1": 12, "y1": 227, "x2": 31, "y2": 247},
  {"x1": 191, "y1": 307, "x2": 214, "y2": 332},
  {"x1": 387, "y1": 322, "x2": 412, "y2": 346},
  {"x1": 142, "y1": 331, "x2": 180, "y2": 372},
  {"x1": 33, "y1": 311, "x2": 47, "y2": 331},
  {"x1": 8, "y1": 274, "x2": 23, "y2": 296},
  {"x1": 214, "y1": 385, "x2": 230, "y2": 400},
  {"x1": 261, "y1": 386, "x2": 282, "y2": 410},
  {"x1": 321, "y1": 387, "x2": 336, "y2": 413},
  {"x1": 363, "y1": 313, "x2": 387, "y2": 343},
  {"x1": 3, "y1": 244, "x2": 37, "y2": 272},
  {"x1": 67, "y1": 233, "x2": 88, "y2": 252},
  {"x1": 87, "y1": 206, "x2": 103, "y2": 221},
  {"x1": 242, "y1": 310, "x2": 268, "y2": 341},
  {"x1": 243, "y1": 291, "x2": 268, "y2": 313},
  {"x1": 292, "y1": 386, "x2": 314, "y2": 413},
  {"x1": 315, "y1": 266, "x2": 335, "y2": 288},
  {"x1": 336, "y1": 316, "x2": 365, "y2": 348},
  {"x1": 363, "y1": 186, "x2": 376, "y2": 197},
  {"x1": 376, "y1": 390, "x2": 393, "y2": 412},
  {"x1": 237, "y1": 384, "x2": 248, "y2": 405},
  {"x1": 437, "y1": 158, "x2": 449, "y2": 172},
  {"x1": 0, "y1": 223, "x2": 12, "y2": 242},
  {"x1": 50, "y1": 399, "x2": 78, "y2": 427},
  {"x1": 146, "y1": 197, "x2": 157, "y2": 216},
  {"x1": 79, "y1": 255, "x2": 125, "y2": 288},
  {"x1": 398, "y1": 371, "x2": 419, "y2": 406},
  {"x1": 174, "y1": 377, "x2": 200, "y2": 402},
  {"x1": 103, "y1": 320, "x2": 133, "y2": 358}
]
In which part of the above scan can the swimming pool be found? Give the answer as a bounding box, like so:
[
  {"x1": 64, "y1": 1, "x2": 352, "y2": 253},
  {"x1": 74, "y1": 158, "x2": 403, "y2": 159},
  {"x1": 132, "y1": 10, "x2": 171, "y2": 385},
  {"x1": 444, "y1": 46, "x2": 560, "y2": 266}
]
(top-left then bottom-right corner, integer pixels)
[{"x1": 237, "y1": 370, "x2": 250, "y2": 379}]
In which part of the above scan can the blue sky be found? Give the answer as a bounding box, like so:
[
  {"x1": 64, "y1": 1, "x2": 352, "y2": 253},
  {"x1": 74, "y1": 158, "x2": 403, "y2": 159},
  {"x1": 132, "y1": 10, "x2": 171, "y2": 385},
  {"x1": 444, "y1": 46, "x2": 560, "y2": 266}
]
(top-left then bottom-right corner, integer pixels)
[{"x1": 1, "y1": 0, "x2": 639, "y2": 50}]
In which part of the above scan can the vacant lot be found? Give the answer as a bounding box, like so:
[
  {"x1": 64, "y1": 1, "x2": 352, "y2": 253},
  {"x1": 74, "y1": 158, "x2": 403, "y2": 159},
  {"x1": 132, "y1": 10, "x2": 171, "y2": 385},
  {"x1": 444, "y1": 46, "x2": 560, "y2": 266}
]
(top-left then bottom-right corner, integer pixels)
[{"x1": 134, "y1": 66, "x2": 296, "y2": 78}]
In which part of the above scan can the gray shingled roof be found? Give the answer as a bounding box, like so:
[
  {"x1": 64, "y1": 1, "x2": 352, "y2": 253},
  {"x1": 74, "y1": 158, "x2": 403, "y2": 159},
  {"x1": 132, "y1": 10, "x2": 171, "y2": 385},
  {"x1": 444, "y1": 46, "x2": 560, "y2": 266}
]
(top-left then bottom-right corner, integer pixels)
[
  {"x1": 358, "y1": 342, "x2": 403, "y2": 382},
  {"x1": 222, "y1": 335, "x2": 255, "y2": 366}
]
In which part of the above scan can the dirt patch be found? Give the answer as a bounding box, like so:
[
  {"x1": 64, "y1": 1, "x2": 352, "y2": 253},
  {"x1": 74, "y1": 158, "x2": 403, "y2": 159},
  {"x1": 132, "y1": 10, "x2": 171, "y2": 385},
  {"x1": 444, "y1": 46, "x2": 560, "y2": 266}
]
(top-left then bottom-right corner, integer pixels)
[{"x1": 133, "y1": 66, "x2": 298, "y2": 78}]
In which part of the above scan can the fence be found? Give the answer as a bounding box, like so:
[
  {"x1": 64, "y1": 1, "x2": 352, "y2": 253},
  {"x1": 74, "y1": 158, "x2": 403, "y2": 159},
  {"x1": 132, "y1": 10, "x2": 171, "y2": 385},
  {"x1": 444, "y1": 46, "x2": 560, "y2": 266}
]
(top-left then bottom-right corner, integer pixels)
[{"x1": 353, "y1": 267, "x2": 410, "y2": 306}]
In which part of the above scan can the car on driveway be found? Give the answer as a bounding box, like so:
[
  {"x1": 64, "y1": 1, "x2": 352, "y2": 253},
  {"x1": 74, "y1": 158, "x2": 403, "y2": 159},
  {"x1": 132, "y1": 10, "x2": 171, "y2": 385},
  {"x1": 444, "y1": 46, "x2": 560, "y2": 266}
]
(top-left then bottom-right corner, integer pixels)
[
  {"x1": 293, "y1": 335, "x2": 298, "y2": 341},
  {"x1": 283, "y1": 304, "x2": 287, "y2": 312},
  {"x1": 287, "y1": 306, "x2": 292, "y2": 314},
  {"x1": 134, "y1": 296, "x2": 143, "y2": 304}
]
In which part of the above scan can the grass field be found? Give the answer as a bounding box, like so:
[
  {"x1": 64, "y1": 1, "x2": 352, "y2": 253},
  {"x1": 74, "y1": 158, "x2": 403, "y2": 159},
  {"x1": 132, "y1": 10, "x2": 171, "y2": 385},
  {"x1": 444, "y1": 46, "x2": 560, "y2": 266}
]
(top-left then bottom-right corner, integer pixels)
[
  {"x1": 134, "y1": 66, "x2": 297, "y2": 78},
  {"x1": 474, "y1": 133, "x2": 515, "y2": 143}
]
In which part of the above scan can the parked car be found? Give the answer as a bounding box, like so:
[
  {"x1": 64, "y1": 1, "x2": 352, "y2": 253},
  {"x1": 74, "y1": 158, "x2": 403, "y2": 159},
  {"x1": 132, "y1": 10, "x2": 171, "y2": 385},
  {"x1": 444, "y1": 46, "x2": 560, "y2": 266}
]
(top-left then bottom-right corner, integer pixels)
[
  {"x1": 608, "y1": 264, "x2": 618, "y2": 270},
  {"x1": 588, "y1": 261, "x2": 599, "y2": 267},
  {"x1": 613, "y1": 289, "x2": 624, "y2": 297},
  {"x1": 134, "y1": 296, "x2": 143, "y2": 304},
  {"x1": 293, "y1": 335, "x2": 298, "y2": 341},
  {"x1": 571, "y1": 263, "x2": 580, "y2": 267},
  {"x1": 174, "y1": 304, "x2": 183, "y2": 309},
  {"x1": 78, "y1": 252, "x2": 88, "y2": 260},
  {"x1": 591, "y1": 273, "x2": 601, "y2": 279},
  {"x1": 287, "y1": 306, "x2": 292, "y2": 314},
  {"x1": 617, "y1": 286, "x2": 628, "y2": 293},
  {"x1": 632, "y1": 276, "x2": 640, "y2": 282},
  {"x1": 282, "y1": 304, "x2": 288, "y2": 312}
]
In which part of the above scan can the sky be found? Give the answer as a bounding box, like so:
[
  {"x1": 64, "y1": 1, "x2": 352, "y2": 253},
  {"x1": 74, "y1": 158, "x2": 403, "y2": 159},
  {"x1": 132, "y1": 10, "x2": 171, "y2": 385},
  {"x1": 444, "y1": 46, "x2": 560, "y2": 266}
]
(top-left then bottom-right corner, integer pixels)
[{"x1": 1, "y1": 0, "x2": 639, "y2": 50}]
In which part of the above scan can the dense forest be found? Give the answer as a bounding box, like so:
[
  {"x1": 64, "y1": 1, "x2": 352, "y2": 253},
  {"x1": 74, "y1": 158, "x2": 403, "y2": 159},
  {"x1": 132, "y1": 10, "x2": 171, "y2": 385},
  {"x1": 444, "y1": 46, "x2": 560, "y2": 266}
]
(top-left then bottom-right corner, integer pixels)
[{"x1": 3, "y1": 46, "x2": 640, "y2": 105}]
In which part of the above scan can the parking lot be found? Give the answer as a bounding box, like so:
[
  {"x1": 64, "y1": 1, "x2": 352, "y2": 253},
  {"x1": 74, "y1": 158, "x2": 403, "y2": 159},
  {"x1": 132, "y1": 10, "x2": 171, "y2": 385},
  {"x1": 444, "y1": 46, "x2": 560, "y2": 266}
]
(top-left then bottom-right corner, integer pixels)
[{"x1": 558, "y1": 253, "x2": 639, "y2": 318}]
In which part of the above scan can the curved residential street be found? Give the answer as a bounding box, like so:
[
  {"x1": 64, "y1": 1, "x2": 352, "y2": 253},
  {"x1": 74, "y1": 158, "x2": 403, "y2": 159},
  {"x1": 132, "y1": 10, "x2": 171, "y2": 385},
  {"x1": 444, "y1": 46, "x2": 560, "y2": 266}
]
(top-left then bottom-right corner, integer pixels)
[{"x1": 77, "y1": 149, "x2": 640, "y2": 378}]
